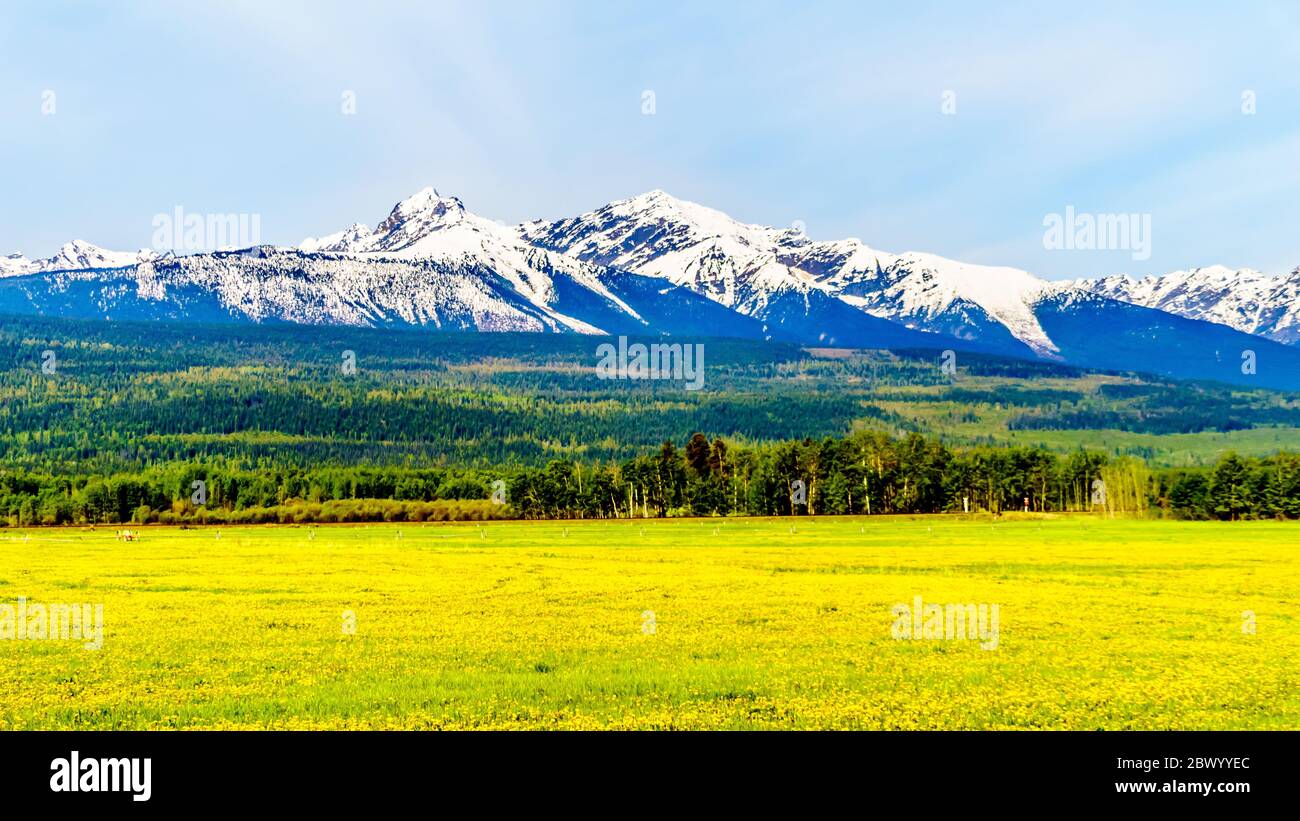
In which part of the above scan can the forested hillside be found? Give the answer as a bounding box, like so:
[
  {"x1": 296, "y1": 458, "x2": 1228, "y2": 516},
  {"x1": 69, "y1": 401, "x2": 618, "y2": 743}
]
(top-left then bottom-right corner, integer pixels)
[{"x1": 1, "y1": 315, "x2": 1296, "y2": 525}]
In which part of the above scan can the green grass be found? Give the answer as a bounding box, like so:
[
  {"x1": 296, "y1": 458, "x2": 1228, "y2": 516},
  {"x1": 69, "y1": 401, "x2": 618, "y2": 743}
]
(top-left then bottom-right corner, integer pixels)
[{"x1": 0, "y1": 515, "x2": 1296, "y2": 729}]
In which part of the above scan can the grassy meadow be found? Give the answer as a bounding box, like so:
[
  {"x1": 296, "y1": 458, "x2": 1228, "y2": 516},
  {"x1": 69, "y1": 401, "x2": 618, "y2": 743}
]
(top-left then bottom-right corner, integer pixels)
[{"x1": 1, "y1": 515, "x2": 1295, "y2": 729}]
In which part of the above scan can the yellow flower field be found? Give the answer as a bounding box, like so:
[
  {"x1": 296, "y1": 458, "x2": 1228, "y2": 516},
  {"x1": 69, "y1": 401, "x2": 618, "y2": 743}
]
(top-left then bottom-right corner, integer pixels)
[{"x1": 0, "y1": 516, "x2": 1295, "y2": 729}]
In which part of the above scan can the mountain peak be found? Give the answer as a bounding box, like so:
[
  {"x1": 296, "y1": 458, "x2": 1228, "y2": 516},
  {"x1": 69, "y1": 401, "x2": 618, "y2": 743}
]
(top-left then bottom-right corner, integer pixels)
[
  {"x1": 378, "y1": 187, "x2": 468, "y2": 233},
  {"x1": 628, "y1": 189, "x2": 686, "y2": 208},
  {"x1": 300, "y1": 223, "x2": 374, "y2": 254},
  {"x1": 1191, "y1": 263, "x2": 1239, "y2": 276},
  {"x1": 5, "y1": 183, "x2": 1300, "y2": 385},
  {"x1": 614, "y1": 188, "x2": 692, "y2": 213},
  {"x1": 47, "y1": 240, "x2": 157, "y2": 270},
  {"x1": 602, "y1": 190, "x2": 802, "y2": 257},
  {"x1": 1071, "y1": 263, "x2": 1300, "y2": 345}
]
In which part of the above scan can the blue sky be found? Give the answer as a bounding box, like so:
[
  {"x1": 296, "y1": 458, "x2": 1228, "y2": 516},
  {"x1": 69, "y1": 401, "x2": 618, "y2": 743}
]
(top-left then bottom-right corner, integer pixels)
[{"x1": 3, "y1": 0, "x2": 1300, "y2": 278}]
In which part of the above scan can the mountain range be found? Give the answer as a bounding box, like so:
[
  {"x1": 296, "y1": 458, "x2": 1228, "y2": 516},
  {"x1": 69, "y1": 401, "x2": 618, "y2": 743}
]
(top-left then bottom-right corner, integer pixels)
[
  {"x1": 1, "y1": 240, "x2": 159, "y2": 277},
  {"x1": 2, "y1": 187, "x2": 1299, "y2": 390},
  {"x1": 1065, "y1": 266, "x2": 1300, "y2": 346}
]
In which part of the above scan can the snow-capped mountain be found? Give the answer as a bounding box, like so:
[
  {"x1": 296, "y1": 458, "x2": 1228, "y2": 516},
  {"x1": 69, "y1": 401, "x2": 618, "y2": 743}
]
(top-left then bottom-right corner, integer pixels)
[
  {"x1": 296, "y1": 187, "x2": 943, "y2": 350},
  {"x1": 0, "y1": 249, "x2": 591, "y2": 330},
  {"x1": 295, "y1": 187, "x2": 632, "y2": 334},
  {"x1": 0, "y1": 246, "x2": 770, "y2": 338},
  {"x1": 298, "y1": 223, "x2": 373, "y2": 254},
  {"x1": 521, "y1": 191, "x2": 996, "y2": 352},
  {"x1": 0, "y1": 192, "x2": 764, "y2": 341},
  {"x1": 1065, "y1": 266, "x2": 1300, "y2": 346},
  {"x1": 1030, "y1": 287, "x2": 1300, "y2": 390},
  {"x1": 0, "y1": 240, "x2": 158, "y2": 277},
  {"x1": 800, "y1": 245, "x2": 1055, "y2": 357},
  {"x1": 4, "y1": 185, "x2": 1299, "y2": 389},
  {"x1": 523, "y1": 189, "x2": 1300, "y2": 388},
  {"x1": 524, "y1": 191, "x2": 1085, "y2": 358},
  {"x1": 521, "y1": 190, "x2": 809, "y2": 312}
]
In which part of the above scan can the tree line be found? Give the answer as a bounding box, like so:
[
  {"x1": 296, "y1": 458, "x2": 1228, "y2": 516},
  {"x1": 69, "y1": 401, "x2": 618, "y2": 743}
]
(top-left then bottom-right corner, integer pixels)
[{"x1": 2, "y1": 430, "x2": 1296, "y2": 525}]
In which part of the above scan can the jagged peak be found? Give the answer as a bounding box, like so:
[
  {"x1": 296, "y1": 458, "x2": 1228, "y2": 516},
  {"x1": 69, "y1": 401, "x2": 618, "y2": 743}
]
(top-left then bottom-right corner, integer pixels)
[
  {"x1": 60, "y1": 239, "x2": 102, "y2": 252},
  {"x1": 610, "y1": 190, "x2": 762, "y2": 239},
  {"x1": 379, "y1": 186, "x2": 467, "y2": 229}
]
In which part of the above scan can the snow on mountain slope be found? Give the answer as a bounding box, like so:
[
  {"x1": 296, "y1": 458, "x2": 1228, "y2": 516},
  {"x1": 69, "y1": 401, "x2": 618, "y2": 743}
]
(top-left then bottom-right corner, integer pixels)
[
  {"x1": 520, "y1": 190, "x2": 818, "y2": 312},
  {"x1": 520, "y1": 190, "x2": 968, "y2": 350},
  {"x1": 522, "y1": 188, "x2": 1300, "y2": 373},
  {"x1": 810, "y1": 247, "x2": 1056, "y2": 355},
  {"x1": 1032, "y1": 287, "x2": 1300, "y2": 391},
  {"x1": 523, "y1": 190, "x2": 1049, "y2": 356},
  {"x1": 299, "y1": 223, "x2": 372, "y2": 253},
  {"x1": 0, "y1": 240, "x2": 158, "y2": 277},
  {"x1": 0, "y1": 191, "x2": 770, "y2": 340},
  {"x1": 300, "y1": 187, "x2": 651, "y2": 333},
  {"x1": 523, "y1": 188, "x2": 1300, "y2": 365},
  {"x1": 1065, "y1": 266, "x2": 1300, "y2": 346},
  {"x1": 0, "y1": 247, "x2": 725, "y2": 336},
  {"x1": 8, "y1": 185, "x2": 1297, "y2": 388},
  {"x1": 0, "y1": 249, "x2": 593, "y2": 330}
]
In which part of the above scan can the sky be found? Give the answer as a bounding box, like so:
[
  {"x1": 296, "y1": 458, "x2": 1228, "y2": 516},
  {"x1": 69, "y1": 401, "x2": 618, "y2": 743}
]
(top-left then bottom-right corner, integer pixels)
[{"x1": 3, "y1": 0, "x2": 1300, "y2": 279}]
